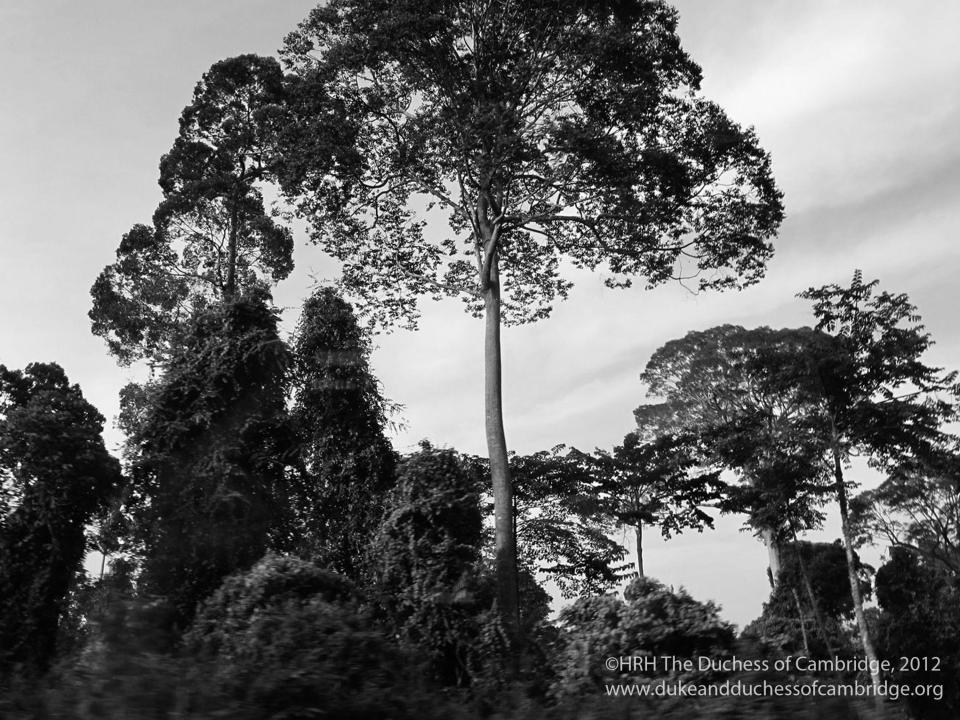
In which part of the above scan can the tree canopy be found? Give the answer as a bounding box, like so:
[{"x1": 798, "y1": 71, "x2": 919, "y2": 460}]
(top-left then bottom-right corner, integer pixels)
[
  {"x1": 90, "y1": 55, "x2": 295, "y2": 365},
  {"x1": 279, "y1": 0, "x2": 784, "y2": 326},
  {"x1": 286, "y1": 287, "x2": 397, "y2": 577},
  {"x1": 637, "y1": 325, "x2": 836, "y2": 577}
]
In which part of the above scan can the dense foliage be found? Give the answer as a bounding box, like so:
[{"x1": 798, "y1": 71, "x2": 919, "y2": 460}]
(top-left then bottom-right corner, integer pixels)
[
  {"x1": 90, "y1": 55, "x2": 294, "y2": 365},
  {"x1": 510, "y1": 448, "x2": 632, "y2": 597},
  {"x1": 874, "y1": 548, "x2": 960, "y2": 719},
  {"x1": 122, "y1": 290, "x2": 292, "y2": 624},
  {"x1": 372, "y1": 443, "x2": 490, "y2": 686},
  {"x1": 743, "y1": 540, "x2": 864, "y2": 658},
  {"x1": 10, "y1": 2, "x2": 959, "y2": 718},
  {"x1": 0, "y1": 363, "x2": 122, "y2": 675},
  {"x1": 553, "y1": 576, "x2": 735, "y2": 697},
  {"x1": 286, "y1": 287, "x2": 396, "y2": 577}
]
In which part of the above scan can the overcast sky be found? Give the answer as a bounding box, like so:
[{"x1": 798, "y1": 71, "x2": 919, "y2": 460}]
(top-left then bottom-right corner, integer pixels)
[{"x1": 2, "y1": 1, "x2": 958, "y2": 627}]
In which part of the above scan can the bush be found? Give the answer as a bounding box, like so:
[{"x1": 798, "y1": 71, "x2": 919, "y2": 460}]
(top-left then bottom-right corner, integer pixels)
[
  {"x1": 552, "y1": 576, "x2": 735, "y2": 697},
  {"x1": 874, "y1": 548, "x2": 960, "y2": 720},
  {"x1": 371, "y1": 443, "x2": 486, "y2": 687},
  {"x1": 184, "y1": 553, "x2": 438, "y2": 719}
]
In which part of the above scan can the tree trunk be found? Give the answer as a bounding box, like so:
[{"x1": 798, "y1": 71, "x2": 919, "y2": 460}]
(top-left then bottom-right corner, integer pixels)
[
  {"x1": 225, "y1": 191, "x2": 240, "y2": 297},
  {"x1": 483, "y1": 252, "x2": 520, "y2": 662},
  {"x1": 635, "y1": 522, "x2": 644, "y2": 577},
  {"x1": 831, "y1": 430, "x2": 882, "y2": 693},
  {"x1": 760, "y1": 526, "x2": 781, "y2": 587},
  {"x1": 791, "y1": 587, "x2": 811, "y2": 656}
]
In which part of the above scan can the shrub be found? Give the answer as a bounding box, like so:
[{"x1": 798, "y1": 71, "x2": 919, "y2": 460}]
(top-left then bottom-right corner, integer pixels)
[
  {"x1": 552, "y1": 576, "x2": 735, "y2": 697},
  {"x1": 371, "y1": 443, "x2": 486, "y2": 686},
  {"x1": 183, "y1": 553, "x2": 438, "y2": 719}
]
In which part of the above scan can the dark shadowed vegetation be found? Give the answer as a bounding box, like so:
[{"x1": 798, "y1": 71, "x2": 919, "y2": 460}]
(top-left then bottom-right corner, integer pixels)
[{"x1": 2, "y1": 2, "x2": 957, "y2": 718}]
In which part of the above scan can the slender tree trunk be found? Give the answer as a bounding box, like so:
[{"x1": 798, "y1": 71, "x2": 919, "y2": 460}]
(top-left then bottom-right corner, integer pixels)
[
  {"x1": 760, "y1": 526, "x2": 782, "y2": 587},
  {"x1": 225, "y1": 207, "x2": 239, "y2": 298},
  {"x1": 483, "y1": 252, "x2": 520, "y2": 661},
  {"x1": 791, "y1": 587, "x2": 811, "y2": 656},
  {"x1": 830, "y1": 428, "x2": 882, "y2": 693},
  {"x1": 635, "y1": 522, "x2": 644, "y2": 577}
]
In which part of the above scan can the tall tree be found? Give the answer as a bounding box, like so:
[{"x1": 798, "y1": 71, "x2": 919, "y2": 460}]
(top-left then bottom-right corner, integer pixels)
[
  {"x1": 123, "y1": 290, "x2": 293, "y2": 624},
  {"x1": 286, "y1": 287, "x2": 397, "y2": 577},
  {"x1": 799, "y1": 271, "x2": 958, "y2": 691},
  {"x1": 278, "y1": 0, "x2": 783, "y2": 645},
  {"x1": 0, "y1": 363, "x2": 122, "y2": 674},
  {"x1": 89, "y1": 55, "x2": 295, "y2": 365},
  {"x1": 639, "y1": 325, "x2": 834, "y2": 583}
]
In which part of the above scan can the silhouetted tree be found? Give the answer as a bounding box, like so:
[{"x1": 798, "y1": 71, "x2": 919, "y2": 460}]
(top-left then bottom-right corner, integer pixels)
[
  {"x1": 124, "y1": 290, "x2": 292, "y2": 624},
  {"x1": 286, "y1": 287, "x2": 397, "y2": 577},
  {"x1": 602, "y1": 430, "x2": 724, "y2": 577},
  {"x1": 509, "y1": 447, "x2": 631, "y2": 596},
  {"x1": 639, "y1": 325, "x2": 834, "y2": 583},
  {"x1": 799, "y1": 271, "x2": 958, "y2": 691},
  {"x1": 90, "y1": 55, "x2": 294, "y2": 365},
  {"x1": 0, "y1": 363, "x2": 122, "y2": 674}
]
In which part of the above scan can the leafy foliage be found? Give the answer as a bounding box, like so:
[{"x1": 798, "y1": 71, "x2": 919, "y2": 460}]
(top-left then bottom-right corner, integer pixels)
[
  {"x1": 874, "y1": 548, "x2": 960, "y2": 719},
  {"x1": 285, "y1": 287, "x2": 396, "y2": 576},
  {"x1": 553, "y1": 576, "x2": 735, "y2": 696},
  {"x1": 184, "y1": 554, "x2": 421, "y2": 719},
  {"x1": 639, "y1": 325, "x2": 837, "y2": 544},
  {"x1": 90, "y1": 55, "x2": 294, "y2": 365},
  {"x1": 509, "y1": 448, "x2": 631, "y2": 597},
  {"x1": 372, "y1": 442, "x2": 488, "y2": 685},
  {"x1": 795, "y1": 271, "x2": 960, "y2": 687},
  {"x1": 279, "y1": 0, "x2": 783, "y2": 327},
  {"x1": 0, "y1": 363, "x2": 122, "y2": 675},
  {"x1": 609, "y1": 432, "x2": 722, "y2": 538},
  {"x1": 743, "y1": 540, "x2": 864, "y2": 657},
  {"x1": 186, "y1": 553, "x2": 358, "y2": 656},
  {"x1": 852, "y1": 446, "x2": 960, "y2": 577},
  {"x1": 798, "y1": 271, "x2": 958, "y2": 470},
  {"x1": 123, "y1": 290, "x2": 293, "y2": 624},
  {"x1": 593, "y1": 429, "x2": 725, "y2": 576}
]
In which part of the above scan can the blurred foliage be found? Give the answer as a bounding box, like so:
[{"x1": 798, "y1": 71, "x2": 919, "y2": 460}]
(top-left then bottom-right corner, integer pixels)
[
  {"x1": 185, "y1": 554, "x2": 435, "y2": 719},
  {"x1": 552, "y1": 576, "x2": 735, "y2": 697}
]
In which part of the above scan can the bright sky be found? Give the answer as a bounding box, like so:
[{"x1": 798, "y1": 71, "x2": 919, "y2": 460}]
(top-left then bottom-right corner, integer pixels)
[{"x1": 2, "y1": 1, "x2": 958, "y2": 628}]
